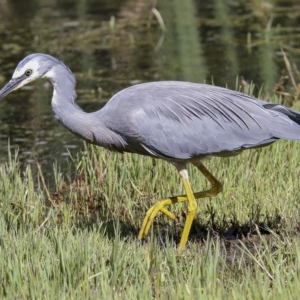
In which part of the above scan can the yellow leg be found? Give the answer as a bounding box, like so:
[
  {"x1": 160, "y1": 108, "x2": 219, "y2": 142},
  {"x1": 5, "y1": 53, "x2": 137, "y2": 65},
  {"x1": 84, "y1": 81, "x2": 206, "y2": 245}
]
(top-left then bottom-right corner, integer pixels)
[
  {"x1": 192, "y1": 161, "x2": 223, "y2": 198},
  {"x1": 138, "y1": 161, "x2": 223, "y2": 249},
  {"x1": 178, "y1": 178, "x2": 197, "y2": 249},
  {"x1": 138, "y1": 194, "x2": 188, "y2": 240}
]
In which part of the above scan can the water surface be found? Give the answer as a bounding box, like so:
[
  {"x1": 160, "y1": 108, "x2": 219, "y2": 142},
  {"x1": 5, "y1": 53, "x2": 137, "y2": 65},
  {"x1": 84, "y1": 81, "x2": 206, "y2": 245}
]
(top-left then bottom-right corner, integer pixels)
[{"x1": 0, "y1": 0, "x2": 299, "y2": 181}]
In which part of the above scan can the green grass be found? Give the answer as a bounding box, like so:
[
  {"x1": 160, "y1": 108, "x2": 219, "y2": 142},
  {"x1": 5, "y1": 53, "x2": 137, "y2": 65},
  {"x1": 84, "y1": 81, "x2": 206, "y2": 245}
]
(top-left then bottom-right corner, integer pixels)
[{"x1": 1, "y1": 104, "x2": 300, "y2": 299}]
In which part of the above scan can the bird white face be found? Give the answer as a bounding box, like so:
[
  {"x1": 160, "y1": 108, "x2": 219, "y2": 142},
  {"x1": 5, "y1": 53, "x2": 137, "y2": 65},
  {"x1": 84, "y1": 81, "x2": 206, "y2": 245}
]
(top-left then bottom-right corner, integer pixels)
[
  {"x1": 11, "y1": 58, "x2": 42, "y2": 89},
  {"x1": 0, "y1": 57, "x2": 43, "y2": 98}
]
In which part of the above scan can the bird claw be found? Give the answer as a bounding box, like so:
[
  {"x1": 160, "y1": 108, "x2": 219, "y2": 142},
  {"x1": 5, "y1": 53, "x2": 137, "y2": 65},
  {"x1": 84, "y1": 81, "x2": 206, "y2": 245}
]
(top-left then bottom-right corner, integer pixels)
[{"x1": 138, "y1": 198, "x2": 176, "y2": 240}]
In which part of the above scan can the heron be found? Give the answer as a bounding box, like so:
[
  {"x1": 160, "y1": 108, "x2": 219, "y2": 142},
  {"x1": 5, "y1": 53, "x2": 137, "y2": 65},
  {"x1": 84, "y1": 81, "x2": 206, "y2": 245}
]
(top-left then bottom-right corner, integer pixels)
[{"x1": 1, "y1": 53, "x2": 300, "y2": 249}]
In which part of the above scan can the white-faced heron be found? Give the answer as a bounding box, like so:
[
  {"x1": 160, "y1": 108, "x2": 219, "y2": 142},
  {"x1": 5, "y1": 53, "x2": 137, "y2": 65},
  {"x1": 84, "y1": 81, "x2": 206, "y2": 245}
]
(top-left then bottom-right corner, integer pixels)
[{"x1": 1, "y1": 53, "x2": 300, "y2": 249}]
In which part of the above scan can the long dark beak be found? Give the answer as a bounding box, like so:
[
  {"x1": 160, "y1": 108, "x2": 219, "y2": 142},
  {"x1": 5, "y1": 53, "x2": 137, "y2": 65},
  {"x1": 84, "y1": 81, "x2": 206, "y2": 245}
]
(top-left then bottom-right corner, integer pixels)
[{"x1": 0, "y1": 76, "x2": 26, "y2": 99}]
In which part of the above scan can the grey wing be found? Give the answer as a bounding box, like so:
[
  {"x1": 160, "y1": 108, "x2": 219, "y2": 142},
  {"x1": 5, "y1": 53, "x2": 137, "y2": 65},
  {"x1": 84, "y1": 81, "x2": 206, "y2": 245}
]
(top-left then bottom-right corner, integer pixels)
[{"x1": 104, "y1": 82, "x2": 300, "y2": 160}]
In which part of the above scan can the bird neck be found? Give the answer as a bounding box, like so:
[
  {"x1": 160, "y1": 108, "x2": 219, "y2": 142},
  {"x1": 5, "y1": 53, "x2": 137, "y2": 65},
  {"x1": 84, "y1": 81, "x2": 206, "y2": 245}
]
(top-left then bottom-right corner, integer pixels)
[
  {"x1": 45, "y1": 65, "x2": 94, "y2": 142},
  {"x1": 48, "y1": 64, "x2": 77, "y2": 109},
  {"x1": 46, "y1": 64, "x2": 126, "y2": 150},
  {"x1": 49, "y1": 67, "x2": 79, "y2": 117}
]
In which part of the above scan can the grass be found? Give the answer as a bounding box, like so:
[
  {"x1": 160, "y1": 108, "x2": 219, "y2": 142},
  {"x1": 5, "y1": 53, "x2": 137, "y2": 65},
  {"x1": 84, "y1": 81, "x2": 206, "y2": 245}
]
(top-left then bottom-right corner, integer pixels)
[{"x1": 1, "y1": 103, "x2": 300, "y2": 299}]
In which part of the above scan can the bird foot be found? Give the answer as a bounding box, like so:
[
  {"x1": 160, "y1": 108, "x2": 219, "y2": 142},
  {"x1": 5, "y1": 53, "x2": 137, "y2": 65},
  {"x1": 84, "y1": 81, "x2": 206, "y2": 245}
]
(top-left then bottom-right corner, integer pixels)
[{"x1": 138, "y1": 198, "x2": 178, "y2": 240}]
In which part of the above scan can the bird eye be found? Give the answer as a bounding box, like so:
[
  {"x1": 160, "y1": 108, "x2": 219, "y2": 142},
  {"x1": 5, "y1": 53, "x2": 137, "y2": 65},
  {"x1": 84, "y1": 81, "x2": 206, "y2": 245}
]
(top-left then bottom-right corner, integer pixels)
[{"x1": 25, "y1": 69, "x2": 32, "y2": 76}]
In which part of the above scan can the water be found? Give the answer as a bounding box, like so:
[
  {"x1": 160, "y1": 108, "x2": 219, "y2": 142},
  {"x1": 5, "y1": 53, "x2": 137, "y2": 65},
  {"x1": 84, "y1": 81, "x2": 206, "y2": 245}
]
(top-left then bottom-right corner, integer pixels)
[{"x1": 0, "y1": 0, "x2": 299, "y2": 181}]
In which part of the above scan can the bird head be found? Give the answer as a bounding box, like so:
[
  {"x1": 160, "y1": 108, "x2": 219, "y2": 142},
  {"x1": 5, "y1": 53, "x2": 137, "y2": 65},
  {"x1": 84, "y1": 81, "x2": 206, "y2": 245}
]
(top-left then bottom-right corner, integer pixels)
[{"x1": 0, "y1": 53, "x2": 60, "y2": 99}]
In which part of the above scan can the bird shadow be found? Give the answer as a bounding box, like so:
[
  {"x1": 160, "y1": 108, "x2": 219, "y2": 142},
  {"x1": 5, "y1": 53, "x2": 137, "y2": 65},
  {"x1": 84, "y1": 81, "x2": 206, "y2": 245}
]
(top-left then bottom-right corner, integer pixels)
[
  {"x1": 71, "y1": 205, "x2": 285, "y2": 250},
  {"x1": 54, "y1": 185, "x2": 287, "y2": 249}
]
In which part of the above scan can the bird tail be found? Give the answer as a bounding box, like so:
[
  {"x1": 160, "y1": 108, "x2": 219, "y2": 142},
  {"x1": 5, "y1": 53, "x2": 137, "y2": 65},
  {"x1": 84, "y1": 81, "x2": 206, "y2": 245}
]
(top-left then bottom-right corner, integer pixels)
[
  {"x1": 263, "y1": 103, "x2": 300, "y2": 140},
  {"x1": 264, "y1": 103, "x2": 300, "y2": 125}
]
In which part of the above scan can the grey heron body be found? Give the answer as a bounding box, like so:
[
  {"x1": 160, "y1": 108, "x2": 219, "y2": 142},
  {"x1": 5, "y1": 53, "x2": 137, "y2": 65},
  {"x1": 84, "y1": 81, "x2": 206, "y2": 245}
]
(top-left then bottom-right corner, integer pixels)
[{"x1": 1, "y1": 53, "x2": 300, "y2": 249}]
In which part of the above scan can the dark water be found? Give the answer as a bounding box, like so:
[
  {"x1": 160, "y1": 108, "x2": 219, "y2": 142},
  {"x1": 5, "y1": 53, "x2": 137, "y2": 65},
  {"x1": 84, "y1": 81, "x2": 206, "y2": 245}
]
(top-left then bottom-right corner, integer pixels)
[{"x1": 0, "y1": 0, "x2": 299, "y2": 181}]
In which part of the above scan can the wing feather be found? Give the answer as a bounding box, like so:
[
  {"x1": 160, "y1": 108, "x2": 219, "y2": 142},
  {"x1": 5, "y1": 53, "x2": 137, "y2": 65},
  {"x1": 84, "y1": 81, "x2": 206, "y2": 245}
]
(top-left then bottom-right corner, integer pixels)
[{"x1": 101, "y1": 81, "x2": 300, "y2": 160}]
